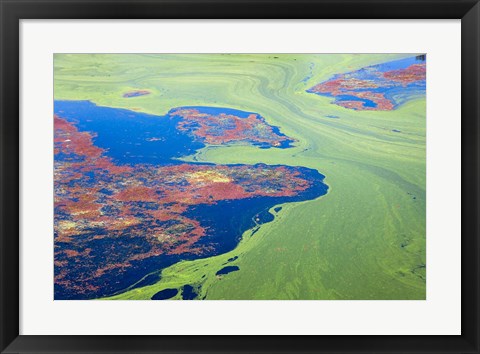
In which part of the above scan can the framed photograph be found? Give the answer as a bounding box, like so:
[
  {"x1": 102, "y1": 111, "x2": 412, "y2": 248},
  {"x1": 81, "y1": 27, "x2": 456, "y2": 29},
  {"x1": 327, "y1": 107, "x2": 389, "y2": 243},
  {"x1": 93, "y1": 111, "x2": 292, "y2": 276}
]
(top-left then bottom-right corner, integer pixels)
[{"x1": 1, "y1": 0, "x2": 478, "y2": 353}]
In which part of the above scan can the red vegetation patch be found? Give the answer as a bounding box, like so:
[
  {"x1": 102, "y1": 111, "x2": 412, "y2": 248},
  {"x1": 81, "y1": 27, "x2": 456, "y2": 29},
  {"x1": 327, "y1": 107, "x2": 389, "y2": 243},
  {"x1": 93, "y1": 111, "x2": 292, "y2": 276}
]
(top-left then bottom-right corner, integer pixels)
[
  {"x1": 383, "y1": 64, "x2": 426, "y2": 84},
  {"x1": 54, "y1": 115, "x2": 312, "y2": 296},
  {"x1": 308, "y1": 58, "x2": 426, "y2": 111},
  {"x1": 115, "y1": 186, "x2": 159, "y2": 202},
  {"x1": 170, "y1": 108, "x2": 293, "y2": 147}
]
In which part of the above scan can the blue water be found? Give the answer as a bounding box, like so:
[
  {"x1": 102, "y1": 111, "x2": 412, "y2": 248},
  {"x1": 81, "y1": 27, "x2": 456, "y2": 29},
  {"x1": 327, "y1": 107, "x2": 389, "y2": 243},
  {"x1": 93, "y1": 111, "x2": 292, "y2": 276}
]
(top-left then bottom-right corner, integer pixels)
[
  {"x1": 130, "y1": 272, "x2": 161, "y2": 291},
  {"x1": 216, "y1": 266, "x2": 239, "y2": 276},
  {"x1": 337, "y1": 95, "x2": 377, "y2": 108},
  {"x1": 181, "y1": 285, "x2": 198, "y2": 300},
  {"x1": 55, "y1": 100, "x2": 204, "y2": 165},
  {"x1": 270, "y1": 125, "x2": 294, "y2": 148},
  {"x1": 151, "y1": 288, "x2": 178, "y2": 300}
]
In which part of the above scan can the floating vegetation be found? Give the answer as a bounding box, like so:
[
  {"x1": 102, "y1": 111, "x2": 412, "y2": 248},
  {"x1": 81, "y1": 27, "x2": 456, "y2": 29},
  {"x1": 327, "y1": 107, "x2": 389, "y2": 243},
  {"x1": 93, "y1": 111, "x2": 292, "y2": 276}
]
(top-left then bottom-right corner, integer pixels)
[{"x1": 307, "y1": 56, "x2": 426, "y2": 111}]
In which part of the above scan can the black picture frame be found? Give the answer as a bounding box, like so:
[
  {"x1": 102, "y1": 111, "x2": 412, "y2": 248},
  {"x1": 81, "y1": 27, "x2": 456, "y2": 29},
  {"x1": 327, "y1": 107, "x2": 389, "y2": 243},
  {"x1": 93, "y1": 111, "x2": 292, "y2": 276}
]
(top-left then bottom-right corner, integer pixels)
[{"x1": 1, "y1": 0, "x2": 478, "y2": 353}]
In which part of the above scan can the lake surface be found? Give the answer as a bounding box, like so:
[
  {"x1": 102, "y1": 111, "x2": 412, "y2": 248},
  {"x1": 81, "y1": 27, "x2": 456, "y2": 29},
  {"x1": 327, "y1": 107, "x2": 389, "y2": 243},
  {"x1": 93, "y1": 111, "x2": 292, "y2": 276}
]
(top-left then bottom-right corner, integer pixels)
[
  {"x1": 151, "y1": 288, "x2": 178, "y2": 300},
  {"x1": 216, "y1": 266, "x2": 240, "y2": 276}
]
